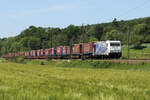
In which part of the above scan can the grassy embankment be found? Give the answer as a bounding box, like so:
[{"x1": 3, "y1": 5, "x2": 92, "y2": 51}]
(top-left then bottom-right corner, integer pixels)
[{"x1": 0, "y1": 59, "x2": 150, "y2": 100}]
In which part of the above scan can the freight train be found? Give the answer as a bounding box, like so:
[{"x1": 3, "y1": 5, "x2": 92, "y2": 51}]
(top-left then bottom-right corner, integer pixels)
[{"x1": 3, "y1": 40, "x2": 122, "y2": 59}]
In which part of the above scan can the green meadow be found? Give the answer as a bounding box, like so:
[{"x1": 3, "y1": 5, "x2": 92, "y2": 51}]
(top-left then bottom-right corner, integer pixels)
[
  {"x1": 122, "y1": 43, "x2": 150, "y2": 59},
  {"x1": 0, "y1": 60, "x2": 150, "y2": 100}
]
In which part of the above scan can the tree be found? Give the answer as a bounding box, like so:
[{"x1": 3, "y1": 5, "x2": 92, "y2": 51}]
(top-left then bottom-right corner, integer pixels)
[
  {"x1": 104, "y1": 30, "x2": 123, "y2": 41},
  {"x1": 88, "y1": 37, "x2": 98, "y2": 42},
  {"x1": 113, "y1": 18, "x2": 119, "y2": 27},
  {"x1": 133, "y1": 24, "x2": 148, "y2": 42},
  {"x1": 1, "y1": 17, "x2": 150, "y2": 55},
  {"x1": 11, "y1": 42, "x2": 22, "y2": 52},
  {"x1": 28, "y1": 37, "x2": 41, "y2": 50},
  {"x1": 66, "y1": 25, "x2": 81, "y2": 44},
  {"x1": 95, "y1": 25, "x2": 104, "y2": 40},
  {"x1": 130, "y1": 31, "x2": 144, "y2": 48},
  {"x1": 20, "y1": 37, "x2": 30, "y2": 48}
]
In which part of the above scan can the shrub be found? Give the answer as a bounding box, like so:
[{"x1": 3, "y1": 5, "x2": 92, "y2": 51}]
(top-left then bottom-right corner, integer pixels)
[
  {"x1": 40, "y1": 61, "x2": 45, "y2": 65},
  {"x1": 89, "y1": 61, "x2": 111, "y2": 68},
  {"x1": 10, "y1": 56, "x2": 26, "y2": 64}
]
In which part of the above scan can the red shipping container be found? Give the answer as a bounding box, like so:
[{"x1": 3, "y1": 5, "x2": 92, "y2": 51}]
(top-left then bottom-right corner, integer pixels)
[
  {"x1": 37, "y1": 50, "x2": 41, "y2": 56},
  {"x1": 14, "y1": 52, "x2": 19, "y2": 57},
  {"x1": 62, "y1": 46, "x2": 67, "y2": 55},
  {"x1": 82, "y1": 42, "x2": 95, "y2": 54},
  {"x1": 24, "y1": 52, "x2": 28, "y2": 56},
  {"x1": 40, "y1": 49, "x2": 44, "y2": 56},
  {"x1": 19, "y1": 52, "x2": 24, "y2": 56},
  {"x1": 24, "y1": 51, "x2": 30, "y2": 57},
  {"x1": 27, "y1": 52, "x2": 30, "y2": 56},
  {"x1": 56, "y1": 46, "x2": 63, "y2": 55},
  {"x1": 22, "y1": 52, "x2": 25, "y2": 55},
  {"x1": 50, "y1": 48, "x2": 56, "y2": 56},
  {"x1": 33, "y1": 50, "x2": 37, "y2": 56},
  {"x1": 72, "y1": 44, "x2": 81, "y2": 55},
  {"x1": 29, "y1": 51, "x2": 32, "y2": 56},
  {"x1": 30, "y1": 51, "x2": 32, "y2": 56},
  {"x1": 45, "y1": 49, "x2": 50, "y2": 56},
  {"x1": 62, "y1": 46, "x2": 70, "y2": 55},
  {"x1": 24, "y1": 52, "x2": 26, "y2": 56},
  {"x1": 31, "y1": 50, "x2": 36, "y2": 56},
  {"x1": 10, "y1": 53, "x2": 13, "y2": 57},
  {"x1": 8, "y1": 53, "x2": 12, "y2": 57}
]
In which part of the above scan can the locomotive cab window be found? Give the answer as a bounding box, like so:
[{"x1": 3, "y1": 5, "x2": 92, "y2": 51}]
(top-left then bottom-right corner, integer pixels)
[{"x1": 110, "y1": 43, "x2": 120, "y2": 46}]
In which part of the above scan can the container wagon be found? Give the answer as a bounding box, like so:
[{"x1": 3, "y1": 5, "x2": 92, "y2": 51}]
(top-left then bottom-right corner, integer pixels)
[{"x1": 3, "y1": 40, "x2": 122, "y2": 60}]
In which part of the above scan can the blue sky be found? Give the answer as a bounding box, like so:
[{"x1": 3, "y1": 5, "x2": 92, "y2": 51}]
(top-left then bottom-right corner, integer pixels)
[{"x1": 0, "y1": 0, "x2": 150, "y2": 38}]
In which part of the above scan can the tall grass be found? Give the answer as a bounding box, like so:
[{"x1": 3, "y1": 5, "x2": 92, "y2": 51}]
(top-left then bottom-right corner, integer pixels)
[
  {"x1": 0, "y1": 60, "x2": 150, "y2": 100},
  {"x1": 57, "y1": 60, "x2": 150, "y2": 71},
  {"x1": 122, "y1": 46, "x2": 150, "y2": 59}
]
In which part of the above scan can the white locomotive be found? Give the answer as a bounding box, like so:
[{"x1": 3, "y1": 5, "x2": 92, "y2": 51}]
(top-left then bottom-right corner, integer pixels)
[{"x1": 94, "y1": 40, "x2": 122, "y2": 58}]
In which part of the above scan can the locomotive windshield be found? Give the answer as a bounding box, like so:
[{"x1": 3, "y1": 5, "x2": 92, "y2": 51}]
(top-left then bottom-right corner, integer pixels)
[{"x1": 110, "y1": 42, "x2": 120, "y2": 46}]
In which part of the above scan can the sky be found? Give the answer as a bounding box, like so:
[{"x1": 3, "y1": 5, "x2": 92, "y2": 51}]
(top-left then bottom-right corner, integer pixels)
[{"x1": 0, "y1": 0, "x2": 150, "y2": 38}]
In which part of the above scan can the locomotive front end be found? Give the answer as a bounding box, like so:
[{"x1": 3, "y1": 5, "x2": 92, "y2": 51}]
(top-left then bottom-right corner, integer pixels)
[{"x1": 107, "y1": 41, "x2": 122, "y2": 58}]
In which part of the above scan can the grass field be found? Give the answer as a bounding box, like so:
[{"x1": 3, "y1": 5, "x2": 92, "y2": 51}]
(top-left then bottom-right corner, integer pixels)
[
  {"x1": 0, "y1": 60, "x2": 150, "y2": 100},
  {"x1": 122, "y1": 43, "x2": 150, "y2": 59}
]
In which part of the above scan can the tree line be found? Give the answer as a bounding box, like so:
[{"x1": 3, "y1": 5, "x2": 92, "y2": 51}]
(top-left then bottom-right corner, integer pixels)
[{"x1": 0, "y1": 17, "x2": 150, "y2": 55}]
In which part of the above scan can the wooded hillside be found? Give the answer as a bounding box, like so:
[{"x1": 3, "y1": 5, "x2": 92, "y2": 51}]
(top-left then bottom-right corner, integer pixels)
[{"x1": 0, "y1": 17, "x2": 150, "y2": 55}]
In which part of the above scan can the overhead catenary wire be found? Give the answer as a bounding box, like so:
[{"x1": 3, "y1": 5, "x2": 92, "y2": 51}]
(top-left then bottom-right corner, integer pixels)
[
  {"x1": 116, "y1": 0, "x2": 150, "y2": 19},
  {"x1": 102, "y1": 0, "x2": 150, "y2": 22}
]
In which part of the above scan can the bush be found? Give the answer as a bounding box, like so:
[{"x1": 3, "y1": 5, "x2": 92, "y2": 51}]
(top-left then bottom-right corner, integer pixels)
[
  {"x1": 40, "y1": 61, "x2": 45, "y2": 65},
  {"x1": 59, "y1": 60, "x2": 113, "y2": 68},
  {"x1": 9, "y1": 56, "x2": 25, "y2": 64},
  {"x1": 0, "y1": 58, "x2": 8, "y2": 63},
  {"x1": 17, "y1": 56, "x2": 25, "y2": 63},
  {"x1": 90, "y1": 61, "x2": 111, "y2": 68},
  {"x1": 59, "y1": 60, "x2": 78, "y2": 67}
]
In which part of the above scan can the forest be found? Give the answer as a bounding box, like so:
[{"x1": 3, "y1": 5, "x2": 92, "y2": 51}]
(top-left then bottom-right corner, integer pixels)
[{"x1": 0, "y1": 17, "x2": 150, "y2": 55}]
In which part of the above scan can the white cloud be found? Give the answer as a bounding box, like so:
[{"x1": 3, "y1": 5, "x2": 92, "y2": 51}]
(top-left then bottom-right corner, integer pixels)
[{"x1": 10, "y1": 4, "x2": 76, "y2": 19}]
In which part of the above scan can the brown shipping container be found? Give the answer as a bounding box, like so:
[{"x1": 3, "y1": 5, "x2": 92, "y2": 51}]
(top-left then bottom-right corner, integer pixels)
[
  {"x1": 82, "y1": 42, "x2": 95, "y2": 55},
  {"x1": 50, "y1": 48, "x2": 52, "y2": 56},
  {"x1": 66, "y1": 46, "x2": 70, "y2": 55},
  {"x1": 72, "y1": 44, "x2": 81, "y2": 55}
]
